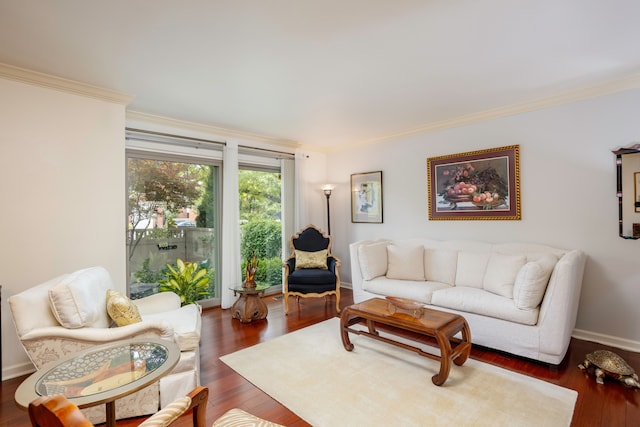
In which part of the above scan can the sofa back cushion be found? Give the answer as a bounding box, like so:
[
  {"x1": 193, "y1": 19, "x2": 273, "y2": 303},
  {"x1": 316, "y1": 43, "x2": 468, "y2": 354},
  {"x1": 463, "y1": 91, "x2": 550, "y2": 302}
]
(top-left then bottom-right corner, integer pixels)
[
  {"x1": 424, "y1": 249, "x2": 458, "y2": 285},
  {"x1": 513, "y1": 254, "x2": 558, "y2": 309},
  {"x1": 482, "y1": 253, "x2": 527, "y2": 298},
  {"x1": 48, "y1": 267, "x2": 113, "y2": 329},
  {"x1": 454, "y1": 252, "x2": 490, "y2": 288},
  {"x1": 357, "y1": 241, "x2": 389, "y2": 280},
  {"x1": 9, "y1": 274, "x2": 69, "y2": 337},
  {"x1": 386, "y1": 244, "x2": 425, "y2": 280}
]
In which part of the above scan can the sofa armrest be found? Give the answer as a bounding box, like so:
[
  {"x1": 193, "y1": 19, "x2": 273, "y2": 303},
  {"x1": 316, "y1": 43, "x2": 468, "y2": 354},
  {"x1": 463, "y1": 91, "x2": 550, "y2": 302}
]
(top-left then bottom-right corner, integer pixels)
[
  {"x1": 19, "y1": 321, "x2": 176, "y2": 368},
  {"x1": 283, "y1": 257, "x2": 295, "y2": 272},
  {"x1": 327, "y1": 256, "x2": 340, "y2": 273},
  {"x1": 537, "y1": 249, "x2": 587, "y2": 360}
]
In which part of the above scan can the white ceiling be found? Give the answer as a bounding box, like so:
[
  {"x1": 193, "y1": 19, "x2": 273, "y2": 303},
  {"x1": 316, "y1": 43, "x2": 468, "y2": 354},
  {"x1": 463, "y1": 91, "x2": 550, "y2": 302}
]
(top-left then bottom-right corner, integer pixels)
[{"x1": 2, "y1": 0, "x2": 640, "y2": 150}]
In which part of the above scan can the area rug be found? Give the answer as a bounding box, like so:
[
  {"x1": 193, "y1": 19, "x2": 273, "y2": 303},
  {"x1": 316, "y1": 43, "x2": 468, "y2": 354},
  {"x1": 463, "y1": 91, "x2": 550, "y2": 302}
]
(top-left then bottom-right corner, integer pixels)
[{"x1": 220, "y1": 318, "x2": 577, "y2": 427}]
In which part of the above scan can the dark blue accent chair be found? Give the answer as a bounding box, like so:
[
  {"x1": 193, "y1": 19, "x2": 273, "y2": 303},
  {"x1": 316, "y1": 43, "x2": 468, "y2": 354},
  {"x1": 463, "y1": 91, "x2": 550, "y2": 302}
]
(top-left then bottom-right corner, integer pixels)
[{"x1": 283, "y1": 224, "x2": 341, "y2": 314}]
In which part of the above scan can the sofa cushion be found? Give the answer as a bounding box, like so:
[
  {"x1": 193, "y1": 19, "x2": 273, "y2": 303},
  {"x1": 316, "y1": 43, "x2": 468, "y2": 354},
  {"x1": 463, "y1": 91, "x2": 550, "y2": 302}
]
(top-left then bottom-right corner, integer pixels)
[
  {"x1": 482, "y1": 253, "x2": 527, "y2": 298},
  {"x1": 363, "y1": 277, "x2": 451, "y2": 304},
  {"x1": 431, "y1": 287, "x2": 539, "y2": 325},
  {"x1": 48, "y1": 267, "x2": 112, "y2": 329},
  {"x1": 358, "y1": 241, "x2": 388, "y2": 280},
  {"x1": 106, "y1": 289, "x2": 142, "y2": 327},
  {"x1": 513, "y1": 254, "x2": 558, "y2": 309},
  {"x1": 454, "y1": 252, "x2": 490, "y2": 288},
  {"x1": 386, "y1": 244, "x2": 425, "y2": 280},
  {"x1": 424, "y1": 249, "x2": 458, "y2": 285},
  {"x1": 295, "y1": 249, "x2": 328, "y2": 270}
]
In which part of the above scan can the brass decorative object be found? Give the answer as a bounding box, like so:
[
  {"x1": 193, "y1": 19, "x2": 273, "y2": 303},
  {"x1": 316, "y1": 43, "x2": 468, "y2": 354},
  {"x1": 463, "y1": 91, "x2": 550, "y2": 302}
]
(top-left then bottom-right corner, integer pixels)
[
  {"x1": 578, "y1": 349, "x2": 640, "y2": 388},
  {"x1": 243, "y1": 252, "x2": 258, "y2": 289}
]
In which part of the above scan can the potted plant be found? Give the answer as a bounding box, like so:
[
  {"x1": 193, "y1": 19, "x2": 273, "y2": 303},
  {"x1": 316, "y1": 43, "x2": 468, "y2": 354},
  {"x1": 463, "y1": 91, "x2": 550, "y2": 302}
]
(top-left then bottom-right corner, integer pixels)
[{"x1": 158, "y1": 258, "x2": 209, "y2": 306}]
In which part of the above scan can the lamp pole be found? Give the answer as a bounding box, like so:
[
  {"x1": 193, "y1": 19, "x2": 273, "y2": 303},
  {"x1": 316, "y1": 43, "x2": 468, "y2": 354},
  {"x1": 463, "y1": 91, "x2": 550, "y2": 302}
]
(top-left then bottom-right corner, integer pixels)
[{"x1": 324, "y1": 187, "x2": 332, "y2": 235}]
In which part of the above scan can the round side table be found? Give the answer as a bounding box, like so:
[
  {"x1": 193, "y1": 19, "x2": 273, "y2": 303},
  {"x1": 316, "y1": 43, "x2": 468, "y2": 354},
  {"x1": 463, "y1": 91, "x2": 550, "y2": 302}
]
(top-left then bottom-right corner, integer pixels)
[{"x1": 230, "y1": 284, "x2": 269, "y2": 323}]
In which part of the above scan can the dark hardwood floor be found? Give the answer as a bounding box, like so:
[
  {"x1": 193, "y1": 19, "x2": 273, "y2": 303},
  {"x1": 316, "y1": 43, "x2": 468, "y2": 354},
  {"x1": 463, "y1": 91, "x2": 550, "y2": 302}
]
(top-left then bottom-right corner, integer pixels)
[{"x1": 1, "y1": 288, "x2": 639, "y2": 426}]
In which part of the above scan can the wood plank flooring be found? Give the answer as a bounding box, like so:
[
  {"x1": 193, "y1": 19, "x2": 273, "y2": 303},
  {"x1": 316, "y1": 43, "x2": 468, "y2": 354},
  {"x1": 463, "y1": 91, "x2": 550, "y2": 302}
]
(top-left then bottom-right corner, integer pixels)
[{"x1": 1, "y1": 288, "x2": 639, "y2": 426}]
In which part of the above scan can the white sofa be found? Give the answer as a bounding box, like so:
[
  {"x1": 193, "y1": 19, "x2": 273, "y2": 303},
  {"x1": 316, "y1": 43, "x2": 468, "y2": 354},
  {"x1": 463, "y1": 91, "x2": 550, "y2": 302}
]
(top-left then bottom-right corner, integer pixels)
[
  {"x1": 349, "y1": 238, "x2": 586, "y2": 365},
  {"x1": 8, "y1": 266, "x2": 201, "y2": 424}
]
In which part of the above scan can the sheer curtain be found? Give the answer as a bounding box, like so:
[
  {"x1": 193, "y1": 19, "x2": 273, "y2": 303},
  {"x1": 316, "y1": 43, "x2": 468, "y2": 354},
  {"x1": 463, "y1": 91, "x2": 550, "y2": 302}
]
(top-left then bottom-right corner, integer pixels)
[
  {"x1": 281, "y1": 157, "x2": 296, "y2": 259},
  {"x1": 221, "y1": 141, "x2": 241, "y2": 309},
  {"x1": 294, "y1": 149, "x2": 309, "y2": 230}
]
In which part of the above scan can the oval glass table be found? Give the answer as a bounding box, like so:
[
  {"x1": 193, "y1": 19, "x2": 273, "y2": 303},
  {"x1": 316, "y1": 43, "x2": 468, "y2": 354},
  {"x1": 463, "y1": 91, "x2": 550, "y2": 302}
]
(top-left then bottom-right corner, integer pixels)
[{"x1": 15, "y1": 338, "x2": 180, "y2": 427}]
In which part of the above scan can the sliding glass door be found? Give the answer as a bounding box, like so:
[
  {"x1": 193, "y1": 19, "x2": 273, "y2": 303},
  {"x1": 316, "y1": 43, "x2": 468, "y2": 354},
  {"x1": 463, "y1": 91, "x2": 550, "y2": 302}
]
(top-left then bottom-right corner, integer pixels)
[
  {"x1": 126, "y1": 152, "x2": 221, "y2": 306},
  {"x1": 239, "y1": 167, "x2": 282, "y2": 293}
]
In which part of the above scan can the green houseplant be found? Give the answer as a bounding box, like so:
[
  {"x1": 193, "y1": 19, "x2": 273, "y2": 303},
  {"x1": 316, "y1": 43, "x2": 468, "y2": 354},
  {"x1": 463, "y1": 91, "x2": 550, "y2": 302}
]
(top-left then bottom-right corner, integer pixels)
[{"x1": 158, "y1": 258, "x2": 210, "y2": 306}]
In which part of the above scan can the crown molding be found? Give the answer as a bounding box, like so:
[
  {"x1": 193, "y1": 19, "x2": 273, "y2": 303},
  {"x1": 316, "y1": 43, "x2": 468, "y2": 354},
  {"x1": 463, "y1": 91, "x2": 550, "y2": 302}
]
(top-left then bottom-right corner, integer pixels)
[
  {"x1": 0, "y1": 62, "x2": 134, "y2": 105},
  {"x1": 126, "y1": 110, "x2": 299, "y2": 149},
  {"x1": 328, "y1": 72, "x2": 640, "y2": 153}
]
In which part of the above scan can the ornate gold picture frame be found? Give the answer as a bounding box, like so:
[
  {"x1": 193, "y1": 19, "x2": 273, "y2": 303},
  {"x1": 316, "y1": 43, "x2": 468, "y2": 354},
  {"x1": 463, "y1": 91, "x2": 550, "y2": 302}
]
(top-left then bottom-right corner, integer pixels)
[{"x1": 427, "y1": 145, "x2": 521, "y2": 220}]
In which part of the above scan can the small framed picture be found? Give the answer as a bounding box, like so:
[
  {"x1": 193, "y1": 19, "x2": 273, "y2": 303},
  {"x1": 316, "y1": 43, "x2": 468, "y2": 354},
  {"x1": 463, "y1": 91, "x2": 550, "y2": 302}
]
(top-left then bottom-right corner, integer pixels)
[{"x1": 351, "y1": 171, "x2": 383, "y2": 223}]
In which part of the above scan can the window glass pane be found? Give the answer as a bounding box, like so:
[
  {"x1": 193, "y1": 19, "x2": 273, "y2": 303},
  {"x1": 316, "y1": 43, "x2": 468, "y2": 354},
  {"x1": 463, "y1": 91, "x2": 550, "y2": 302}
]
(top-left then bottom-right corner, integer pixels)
[
  {"x1": 127, "y1": 157, "x2": 220, "y2": 304},
  {"x1": 239, "y1": 169, "x2": 282, "y2": 289}
]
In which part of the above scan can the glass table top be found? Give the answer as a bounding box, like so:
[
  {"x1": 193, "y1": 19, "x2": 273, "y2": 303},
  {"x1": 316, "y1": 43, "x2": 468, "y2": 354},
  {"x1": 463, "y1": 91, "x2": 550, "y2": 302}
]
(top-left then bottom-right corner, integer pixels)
[
  {"x1": 35, "y1": 342, "x2": 169, "y2": 398},
  {"x1": 15, "y1": 338, "x2": 179, "y2": 410},
  {"x1": 230, "y1": 283, "x2": 270, "y2": 293}
]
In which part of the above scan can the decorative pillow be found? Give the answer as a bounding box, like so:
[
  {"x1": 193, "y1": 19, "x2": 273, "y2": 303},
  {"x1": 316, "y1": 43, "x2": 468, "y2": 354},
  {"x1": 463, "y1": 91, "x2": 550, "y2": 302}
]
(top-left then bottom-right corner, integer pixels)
[
  {"x1": 106, "y1": 289, "x2": 142, "y2": 326},
  {"x1": 386, "y1": 244, "x2": 425, "y2": 281},
  {"x1": 48, "y1": 267, "x2": 112, "y2": 329},
  {"x1": 454, "y1": 252, "x2": 490, "y2": 288},
  {"x1": 358, "y1": 241, "x2": 388, "y2": 280},
  {"x1": 513, "y1": 254, "x2": 558, "y2": 309},
  {"x1": 295, "y1": 249, "x2": 328, "y2": 270},
  {"x1": 424, "y1": 248, "x2": 458, "y2": 285},
  {"x1": 482, "y1": 253, "x2": 527, "y2": 298}
]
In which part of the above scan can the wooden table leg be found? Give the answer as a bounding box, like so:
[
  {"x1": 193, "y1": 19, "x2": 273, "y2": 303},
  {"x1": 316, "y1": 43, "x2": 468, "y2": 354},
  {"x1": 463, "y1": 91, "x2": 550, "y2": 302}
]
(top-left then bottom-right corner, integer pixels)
[
  {"x1": 340, "y1": 309, "x2": 354, "y2": 351},
  {"x1": 105, "y1": 401, "x2": 116, "y2": 427},
  {"x1": 433, "y1": 331, "x2": 453, "y2": 386}
]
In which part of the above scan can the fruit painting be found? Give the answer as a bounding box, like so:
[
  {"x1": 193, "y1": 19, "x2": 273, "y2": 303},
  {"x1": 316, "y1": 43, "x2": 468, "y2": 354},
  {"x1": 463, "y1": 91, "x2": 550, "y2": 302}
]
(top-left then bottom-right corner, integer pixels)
[{"x1": 427, "y1": 145, "x2": 521, "y2": 220}]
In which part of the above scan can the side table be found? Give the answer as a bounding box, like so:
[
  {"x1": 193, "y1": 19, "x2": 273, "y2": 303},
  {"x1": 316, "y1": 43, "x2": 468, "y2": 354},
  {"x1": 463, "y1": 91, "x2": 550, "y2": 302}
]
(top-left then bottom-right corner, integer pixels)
[
  {"x1": 230, "y1": 284, "x2": 269, "y2": 323},
  {"x1": 15, "y1": 338, "x2": 179, "y2": 427}
]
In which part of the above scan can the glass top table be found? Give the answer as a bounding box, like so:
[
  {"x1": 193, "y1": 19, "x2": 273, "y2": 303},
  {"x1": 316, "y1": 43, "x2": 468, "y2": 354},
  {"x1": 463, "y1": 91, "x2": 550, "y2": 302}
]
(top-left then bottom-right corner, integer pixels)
[
  {"x1": 15, "y1": 338, "x2": 180, "y2": 427},
  {"x1": 230, "y1": 284, "x2": 269, "y2": 323}
]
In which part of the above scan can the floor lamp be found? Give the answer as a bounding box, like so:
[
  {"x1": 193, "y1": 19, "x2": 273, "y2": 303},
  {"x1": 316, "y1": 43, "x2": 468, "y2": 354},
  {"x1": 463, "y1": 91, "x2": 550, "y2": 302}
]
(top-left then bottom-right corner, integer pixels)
[{"x1": 323, "y1": 185, "x2": 333, "y2": 235}]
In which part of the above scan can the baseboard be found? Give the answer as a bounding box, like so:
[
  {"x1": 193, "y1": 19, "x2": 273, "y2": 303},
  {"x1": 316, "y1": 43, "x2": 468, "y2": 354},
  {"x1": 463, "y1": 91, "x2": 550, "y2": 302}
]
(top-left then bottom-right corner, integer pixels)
[
  {"x1": 340, "y1": 282, "x2": 352, "y2": 290},
  {"x1": 572, "y1": 328, "x2": 640, "y2": 352},
  {"x1": 2, "y1": 361, "x2": 36, "y2": 381}
]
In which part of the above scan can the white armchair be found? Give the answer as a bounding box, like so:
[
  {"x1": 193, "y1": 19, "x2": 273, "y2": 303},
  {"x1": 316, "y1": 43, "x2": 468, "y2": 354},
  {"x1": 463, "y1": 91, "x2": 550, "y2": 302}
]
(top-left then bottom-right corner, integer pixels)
[{"x1": 9, "y1": 266, "x2": 202, "y2": 424}]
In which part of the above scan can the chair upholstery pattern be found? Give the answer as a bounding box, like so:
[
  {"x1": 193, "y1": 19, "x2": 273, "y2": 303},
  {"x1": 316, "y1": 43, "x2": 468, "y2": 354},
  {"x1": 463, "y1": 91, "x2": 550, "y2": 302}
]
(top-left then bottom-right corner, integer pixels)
[
  {"x1": 282, "y1": 224, "x2": 341, "y2": 314},
  {"x1": 9, "y1": 266, "x2": 202, "y2": 424}
]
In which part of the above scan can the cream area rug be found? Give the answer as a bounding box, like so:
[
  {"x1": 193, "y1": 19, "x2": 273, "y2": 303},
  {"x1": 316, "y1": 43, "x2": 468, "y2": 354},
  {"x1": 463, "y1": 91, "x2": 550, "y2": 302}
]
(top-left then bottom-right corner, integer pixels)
[{"x1": 220, "y1": 318, "x2": 577, "y2": 427}]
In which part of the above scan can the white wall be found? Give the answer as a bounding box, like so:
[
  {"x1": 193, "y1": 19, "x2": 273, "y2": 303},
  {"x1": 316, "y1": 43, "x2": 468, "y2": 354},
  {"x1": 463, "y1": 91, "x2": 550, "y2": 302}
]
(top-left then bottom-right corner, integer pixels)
[
  {"x1": 0, "y1": 77, "x2": 127, "y2": 378},
  {"x1": 328, "y1": 88, "x2": 640, "y2": 347}
]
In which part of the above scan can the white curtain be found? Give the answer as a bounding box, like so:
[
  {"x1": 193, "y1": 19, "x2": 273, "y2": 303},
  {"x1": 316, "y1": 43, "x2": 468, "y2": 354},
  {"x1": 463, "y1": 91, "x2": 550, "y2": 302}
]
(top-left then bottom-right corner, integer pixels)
[
  {"x1": 294, "y1": 149, "x2": 309, "y2": 230},
  {"x1": 281, "y1": 158, "x2": 296, "y2": 259},
  {"x1": 221, "y1": 141, "x2": 241, "y2": 309}
]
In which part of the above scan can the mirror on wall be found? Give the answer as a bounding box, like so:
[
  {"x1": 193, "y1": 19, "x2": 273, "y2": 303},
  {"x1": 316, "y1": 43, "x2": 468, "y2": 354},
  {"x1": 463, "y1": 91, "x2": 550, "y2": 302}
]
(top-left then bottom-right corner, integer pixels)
[{"x1": 613, "y1": 144, "x2": 640, "y2": 239}]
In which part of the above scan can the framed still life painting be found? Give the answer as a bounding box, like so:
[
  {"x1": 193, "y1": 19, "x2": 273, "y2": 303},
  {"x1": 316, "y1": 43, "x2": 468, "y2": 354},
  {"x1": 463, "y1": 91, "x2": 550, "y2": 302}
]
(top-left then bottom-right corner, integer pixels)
[
  {"x1": 351, "y1": 171, "x2": 383, "y2": 223},
  {"x1": 427, "y1": 145, "x2": 521, "y2": 220}
]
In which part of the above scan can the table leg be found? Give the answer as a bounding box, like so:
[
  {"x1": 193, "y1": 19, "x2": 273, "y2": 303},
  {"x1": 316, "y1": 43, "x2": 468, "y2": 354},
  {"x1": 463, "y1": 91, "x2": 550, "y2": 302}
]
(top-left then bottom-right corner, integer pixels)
[
  {"x1": 105, "y1": 401, "x2": 116, "y2": 427},
  {"x1": 432, "y1": 331, "x2": 453, "y2": 386},
  {"x1": 340, "y1": 310, "x2": 354, "y2": 351}
]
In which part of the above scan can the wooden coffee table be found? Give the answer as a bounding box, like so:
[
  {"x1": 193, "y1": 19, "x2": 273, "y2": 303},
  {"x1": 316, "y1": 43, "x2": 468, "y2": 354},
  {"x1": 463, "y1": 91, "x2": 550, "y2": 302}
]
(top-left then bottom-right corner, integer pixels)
[{"x1": 340, "y1": 297, "x2": 472, "y2": 386}]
